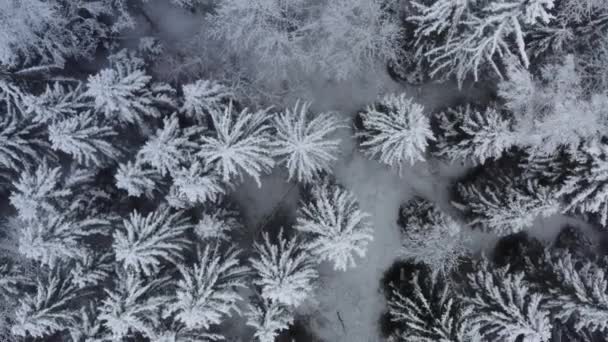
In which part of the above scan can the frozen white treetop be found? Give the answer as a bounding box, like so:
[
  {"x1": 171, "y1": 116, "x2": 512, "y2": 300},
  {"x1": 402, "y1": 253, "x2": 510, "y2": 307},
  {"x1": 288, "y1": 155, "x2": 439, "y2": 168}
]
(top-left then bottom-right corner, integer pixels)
[
  {"x1": 48, "y1": 111, "x2": 120, "y2": 167},
  {"x1": 22, "y1": 83, "x2": 87, "y2": 123},
  {"x1": 246, "y1": 298, "x2": 294, "y2": 342},
  {"x1": 19, "y1": 214, "x2": 110, "y2": 266},
  {"x1": 435, "y1": 105, "x2": 516, "y2": 164},
  {"x1": 170, "y1": 161, "x2": 225, "y2": 207},
  {"x1": 113, "y1": 207, "x2": 191, "y2": 277},
  {"x1": 70, "y1": 251, "x2": 113, "y2": 289},
  {"x1": 398, "y1": 197, "x2": 467, "y2": 270},
  {"x1": 115, "y1": 161, "x2": 162, "y2": 198},
  {"x1": 194, "y1": 208, "x2": 242, "y2": 242},
  {"x1": 12, "y1": 269, "x2": 78, "y2": 339},
  {"x1": 272, "y1": 101, "x2": 345, "y2": 183},
  {"x1": 100, "y1": 271, "x2": 170, "y2": 339},
  {"x1": 464, "y1": 259, "x2": 552, "y2": 342},
  {"x1": 558, "y1": 142, "x2": 608, "y2": 227},
  {"x1": 503, "y1": 56, "x2": 608, "y2": 155},
  {"x1": 388, "y1": 269, "x2": 479, "y2": 342},
  {"x1": 181, "y1": 79, "x2": 233, "y2": 121},
  {"x1": 212, "y1": 0, "x2": 401, "y2": 81},
  {"x1": 85, "y1": 51, "x2": 175, "y2": 126},
  {"x1": 455, "y1": 175, "x2": 560, "y2": 236},
  {"x1": 419, "y1": 0, "x2": 555, "y2": 84},
  {"x1": 295, "y1": 180, "x2": 373, "y2": 271},
  {"x1": 138, "y1": 115, "x2": 199, "y2": 177},
  {"x1": 0, "y1": 0, "x2": 69, "y2": 67},
  {"x1": 10, "y1": 162, "x2": 71, "y2": 221},
  {"x1": 534, "y1": 251, "x2": 608, "y2": 333},
  {"x1": 168, "y1": 245, "x2": 249, "y2": 329},
  {"x1": 197, "y1": 102, "x2": 274, "y2": 187},
  {"x1": 358, "y1": 94, "x2": 434, "y2": 172},
  {"x1": 250, "y1": 230, "x2": 318, "y2": 307},
  {"x1": 0, "y1": 107, "x2": 53, "y2": 172}
]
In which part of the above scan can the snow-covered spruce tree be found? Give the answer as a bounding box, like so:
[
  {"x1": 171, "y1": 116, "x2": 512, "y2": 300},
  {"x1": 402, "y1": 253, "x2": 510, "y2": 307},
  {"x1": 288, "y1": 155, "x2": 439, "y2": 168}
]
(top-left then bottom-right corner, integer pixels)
[
  {"x1": 498, "y1": 56, "x2": 608, "y2": 155},
  {"x1": 113, "y1": 207, "x2": 191, "y2": 277},
  {"x1": 295, "y1": 179, "x2": 373, "y2": 271},
  {"x1": 193, "y1": 206, "x2": 243, "y2": 242},
  {"x1": 84, "y1": 50, "x2": 176, "y2": 126},
  {"x1": 357, "y1": 93, "x2": 434, "y2": 172},
  {"x1": 388, "y1": 268, "x2": 479, "y2": 342},
  {"x1": 169, "y1": 161, "x2": 225, "y2": 208},
  {"x1": 0, "y1": 107, "x2": 53, "y2": 177},
  {"x1": 48, "y1": 111, "x2": 121, "y2": 167},
  {"x1": 68, "y1": 302, "x2": 106, "y2": 342},
  {"x1": 453, "y1": 172, "x2": 560, "y2": 236},
  {"x1": 433, "y1": 104, "x2": 516, "y2": 164},
  {"x1": 246, "y1": 297, "x2": 294, "y2": 342},
  {"x1": 11, "y1": 268, "x2": 78, "y2": 339},
  {"x1": 99, "y1": 270, "x2": 170, "y2": 339},
  {"x1": 22, "y1": 83, "x2": 88, "y2": 124},
  {"x1": 250, "y1": 230, "x2": 317, "y2": 307},
  {"x1": 181, "y1": 79, "x2": 232, "y2": 123},
  {"x1": 18, "y1": 214, "x2": 110, "y2": 266},
  {"x1": 70, "y1": 251, "x2": 114, "y2": 289},
  {"x1": 137, "y1": 115, "x2": 199, "y2": 177},
  {"x1": 197, "y1": 102, "x2": 274, "y2": 187},
  {"x1": 272, "y1": 101, "x2": 345, "y2": 183},
  {"x1": 462, "y1": 258, "x2": 552, "y2": 342},
  {"x1": 167, "y1": 245, "x2": 249, "y2": 329},
  {"x1": 398, "y1": 197, "x2": 467, "y2": 270},
  {"x1": 525, "y1": 251, "x2": 608, "y2": 333},
  {"x1": 9, "y1": 161, "x2": 71, "y2": 221},
  {"x1": 115, "y1": 160, "x2": 162, "y2": 198},
  {"x1": 417, "y1": 0, "x2": 555, "y2": 84},
  {"x1": 557, "y1": 142, "x2": 608, "y2": 227}
]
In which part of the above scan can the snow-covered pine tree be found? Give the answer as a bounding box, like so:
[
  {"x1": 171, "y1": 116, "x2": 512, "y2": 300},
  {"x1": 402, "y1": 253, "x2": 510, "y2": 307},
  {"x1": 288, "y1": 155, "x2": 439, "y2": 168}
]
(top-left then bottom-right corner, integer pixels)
[
  {"x1": 454, "y1": 172, "x2": 560, "y2": 235},
  {"x1": 181, "y1": 79, "x2": 232, "y2": 122},
  {"x1": 11, "y1": 268, "x2": 79, "y2": 339},
  {"x1": 193, "y1": 207, "x2": 242, "y2": 242},
  {"x1": 9, "y1": 161, "x2": 71, "y2": 221},
  {"x1": 85, "y1": 50, "x2": 176, "y2": 126},
  {"x1": 295, "y1": 179, "x2": 373, "y2": 271},
  {"x1": 557, "y1": 142, "x2": 608, "y2": 227},
  {"x1": 272, "y1": 101, "x2": 345, "y2": 183},
  {"x1": 246, "y1": 297, "x2": 294, "y2": 342},
  {"x1": 463, "y1": 258, "x2": 552, "y2": 342},
  {"x1": 398, "y1": 197, "x2": 467, "y2": 270},
  {"x1": 388, "y1": 268, "x2": 478, "y2": 342},
  {"x1": 422, "y1": 0, "x2": 556, "y2": 84},
  {"x1": 113, "y1": 207, "x2": 191, "y2": 276},
  {"x1": 115, "y1": 160, "x2": 162, "y2": 198},
  {"x1": 250, "y1": 229, "x2": 317, "y2": 307},
  {"x1": 0, "y1": 107, "x2": 54, "y2": 177},
  {"x1": 70, "y1": 251, "x2": 114, "y2": 289},
  {"x1": 197, "y1": 102, "x2": 274, "y2": 187},
  {"x1": 167, "y1": 244, "x2": 249, "y2": 329},
  {"x1": 99, "y1": 270, "x2": 170, "y2": 339},
  {"x1": 18, "y1": 214, "x2": 110, "y2": 266},
  {"x1": 22, "y1": 83, "x2": 87, "y2": 124},
  {"x1": 498, "y1": 56, "x2": 608, "y2": 155},
  {"x1": 48, "y1": 111, "x2": 121, "y2": 167},
  {"x1": 433, "y1": 105, "x2": 516, "y2": 164},
  {"x1": 169, "y1": 161, "x2": 225, "y2": 207},
  {"x1": 525, "y1": 250, "x2": 608, "y2": 333},
  {"x1": 137, "y1": 115, "x2": 199, "y2": 177},
  {"x1": 357, "y1": 94, "x2": 434, "y2": 172}
]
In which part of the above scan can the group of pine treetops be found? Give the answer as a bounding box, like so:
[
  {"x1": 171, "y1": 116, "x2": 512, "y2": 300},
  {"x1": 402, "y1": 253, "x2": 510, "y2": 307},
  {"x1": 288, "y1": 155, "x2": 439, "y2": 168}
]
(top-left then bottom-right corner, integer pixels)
[{"x1": 0, "y1": 0, "x2": 608, "y2": 341}]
